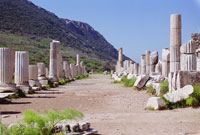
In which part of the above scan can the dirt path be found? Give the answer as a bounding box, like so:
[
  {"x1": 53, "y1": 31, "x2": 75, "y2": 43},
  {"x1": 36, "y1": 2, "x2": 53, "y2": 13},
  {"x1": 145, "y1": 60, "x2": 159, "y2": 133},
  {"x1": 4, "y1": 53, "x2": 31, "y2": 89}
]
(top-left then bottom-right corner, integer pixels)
[{"x1": 1, "y1": 74, "x2": 200, "y2": 135}]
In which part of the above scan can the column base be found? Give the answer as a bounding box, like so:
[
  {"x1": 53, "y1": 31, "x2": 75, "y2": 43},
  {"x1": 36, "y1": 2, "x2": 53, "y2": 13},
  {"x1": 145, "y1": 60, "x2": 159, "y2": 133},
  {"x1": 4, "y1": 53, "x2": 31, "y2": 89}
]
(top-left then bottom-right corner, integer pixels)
[
  {"x1": 17, "y1": 84, "x2": 32, "y2": 94},
  {"x1": 0, "y1": 83, "x2": 18, "y2": 93}
]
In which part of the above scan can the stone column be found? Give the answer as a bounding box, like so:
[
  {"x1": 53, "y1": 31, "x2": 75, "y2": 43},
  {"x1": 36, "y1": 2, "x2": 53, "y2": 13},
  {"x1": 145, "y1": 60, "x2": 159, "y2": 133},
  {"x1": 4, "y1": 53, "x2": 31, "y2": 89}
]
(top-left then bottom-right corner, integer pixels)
[
  {"x1": 76, "y1": 54, "x2": 81, "y2": 75},
  {"x1": 80, "y1": 61, "x2": 84, "y2": 75},
  {"x1": 146, "y1": 50, "x2": 151, "y2": 74},
  {"x1": 150, "y1": 51, "x2": 158, "y2": 74},
  {"x1": 133, "y1": 63, "x2": 139, "y2": 75},
  {"x1": 29, "y1": 65, "x2": 41, "y2": 89},
  {"x1": 155, "y1": 61, "x2": 162, "y2": 75},
  {"x1": 49, "y1": 40, "x2": 60, "y2": 82},
  {"x1": 0, "y1": 48, "x2": 17, "y2": 93},
  {"x1": 138, "y1": 64, "x2": 141, "y2": 75},
  {"x1": 45, "y1": 68, "x2": 49, "y2": 77},
  {"x1": 118, "y1": 48, "x2": 123, "y2": 67},
  {"x1": 170, "y1": 14, "x2": 181, "y2": 73},
  {"x1": 57, "y1": 52, "x2": 65, "y2": 79},
  {"x1": 15, "y1": 51, "x2": 31, "y2": 93},
  {"x1": 37, "y1": 63, "x2": 48, "y2": 87},
  {"x1": 70, "y1": 64, "x2": 75, "y2": 79},
  {"x1": 141, "y1": 54, "x2": 146, "y2": 74},
  {"x1": 180, "y1": 40, "x2": 196, "y2": 71},
  {"x1": 162, "y1": 48, "x2": 170, "y2": 77},
  {"x1": 63, "y1": 61, "x2": 71, "y2": 78}
]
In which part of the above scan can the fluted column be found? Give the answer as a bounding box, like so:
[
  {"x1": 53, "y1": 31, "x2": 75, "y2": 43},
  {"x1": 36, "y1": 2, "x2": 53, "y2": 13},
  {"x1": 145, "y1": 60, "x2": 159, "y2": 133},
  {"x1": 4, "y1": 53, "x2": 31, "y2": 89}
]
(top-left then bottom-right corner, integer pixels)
[
  {"x1": 170, "y1": 14, "x2": 181, "y2": 73},
  {"x1": 0, "y1": 48, "x2": 17, "y2": 92},
  {"x1": 15, "y1": 51, "x2": 30, "y2": 92},
  {"x1": 49, "y1": 40, "x2": 60, "y2": 82}
]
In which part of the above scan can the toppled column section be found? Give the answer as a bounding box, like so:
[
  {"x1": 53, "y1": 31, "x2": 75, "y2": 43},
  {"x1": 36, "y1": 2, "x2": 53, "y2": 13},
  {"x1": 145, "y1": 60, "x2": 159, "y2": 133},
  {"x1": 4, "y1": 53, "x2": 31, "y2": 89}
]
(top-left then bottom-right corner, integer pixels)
[
  {"x1": 15, "y1": 51, "x2": 31, "y2": 93},
  {"x1": 0, "y1": 48, "x2": 17, "y2": 93},
  {"x1": 170, "y1": 14, "x2": 182, "y2": 73}
]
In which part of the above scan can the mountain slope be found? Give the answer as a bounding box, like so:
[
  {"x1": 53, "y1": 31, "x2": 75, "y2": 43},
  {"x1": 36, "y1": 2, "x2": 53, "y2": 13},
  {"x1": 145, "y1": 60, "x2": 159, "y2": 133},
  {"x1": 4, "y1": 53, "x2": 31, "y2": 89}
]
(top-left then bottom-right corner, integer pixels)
[{"x1": 0, "y1": 0, "x2": 131, "y2": 65}]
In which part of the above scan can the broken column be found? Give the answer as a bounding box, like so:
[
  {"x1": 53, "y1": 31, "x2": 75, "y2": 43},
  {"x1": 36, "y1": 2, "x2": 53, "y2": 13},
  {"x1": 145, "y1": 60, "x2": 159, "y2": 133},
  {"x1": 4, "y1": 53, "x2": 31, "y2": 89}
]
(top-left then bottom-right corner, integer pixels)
[
  {"x1": 15, "y1": 51, "x2": 31, "y2": 93},
  {"x1": 141, "y1": 54, "x2": 146, "y2": 74},
  {"x1": 0, "y1": 48, "x2": 17, "y2": 93},
  {"x1": 70, "y1": 64, "x2": 75, "y2": 79},
  {"x1": 155, "y1": 60, "x2": 162, "y2": 75},
  {"x1": 49, "y1": 40, "x2": 60, "y2": 82},
  {"x1": 76, "y1": 54, "x2": 81, "y2": 75},
  {"x1": 146, "y1": 50, "x2": 151, "y2": 74},
  {"x1": 29, "y1": 65, "x2": 41, "y2": 90},
  {"x1": 170, "y1": 14, "x2": 181, "y2": 73},
  {"x1": 37, "y1": 63, "x2": 48, "y2": 87},
  {"x1": 180, "y1": 40, "x2": 196, "y2": 71},
  {"x1": 116, "y1": 48, "x2": 123, "y2": 72},
  {"x1": 162, "y1": 48, "x2": 170, "y2": 77},
  {"x1": 150, "y1": 51, "x2": 158, "y2": 74}
]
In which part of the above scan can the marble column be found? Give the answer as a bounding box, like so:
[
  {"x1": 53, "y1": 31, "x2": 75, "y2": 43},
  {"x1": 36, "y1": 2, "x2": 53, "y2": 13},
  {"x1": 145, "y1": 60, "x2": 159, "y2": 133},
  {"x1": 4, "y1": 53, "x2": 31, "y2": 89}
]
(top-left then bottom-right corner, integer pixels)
[
  {"x1": 80, "y1": 61, "x2": 84, "y2": 75},
  {"x1": 146, "y1": 50, "x2": 151, "y2": 74},
  {"x1": 15, "y1": 51, "x2": 31, "y2": 93},
  {"x1": 29, "y1": 65, "x2": 41, "y2": 89},
  {"x1": 37, "y1": 63, "x2": 48, "y2": 87},
  {"x1": 45, "y1": 68, "x2": 49, "y2": 77},
  {"x1": 0, "y1": 48, "x2": 17, "y2": 93},
  {"x1": 162, "y1": 48, "x2": 170, "y2": 77},
  {"x1": 70, "y1": 64, "x2": 75, "y2": 78},
  {"x1": 170, "y1": 14, "x2": 181, "y2": 73},
  {"x1": 76, "y1": 54, "x2": 81, "y2": 75},
  {"x1": 155, "y1": 61, "x2": 162, "y2": 75},
  {"x1": 180, "y1": 40, "x2": 196, "y2": 71},
  {"x1": 118, "y1": 48, "x2": 123, "y2": 67},
  {"x1": 49, "y1": 40, "x2": 60, "y2": 82},
  {"x1": 141, "y1": 54, "x2": 146, "y2": 74},
  {"x1": 196, "y1": 49, "x2": 200, "y2": 71}
]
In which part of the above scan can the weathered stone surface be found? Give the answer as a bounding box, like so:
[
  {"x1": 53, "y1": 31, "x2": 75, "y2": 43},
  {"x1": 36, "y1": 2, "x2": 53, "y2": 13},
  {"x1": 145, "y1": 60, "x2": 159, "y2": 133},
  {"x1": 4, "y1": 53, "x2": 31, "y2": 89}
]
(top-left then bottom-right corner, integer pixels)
[
  {"x1": 49, "y1": 40, "x2": 60, "y2": 82},
  {"x1": 180, "y1": 54, "x2": 196, "y2": 71},
  {"x1": 0, "y1": 48, "x2": 17, "y2": 93},
  {"x1": 180, "y1": 40, "x2": 196, "y2": 54},
  {"x1": 150, "y1": 75, "x2": 165, "y2": 83},
  {"x1": 176, "y1": 71, "x2": 200, "y2": 89},
  {"x1": 162, "y1": 48, "x2": 170, "y2": 77},
  {"x1": 127, "y1": 73, "x2": 134, "y2": 80},
  {"x1": 170, "y1": 14, "x2": 181, "y2": 73},
  {"x1": 57, "y1": 52, "x2": 65, "y2": 79},
  {"x1": 150, "y1": 51, "x2": 158, "y2": 65},
  {"x1": 164, "y1": 85, "x2": 193, "y2": 103},
  {"x1": 118, "y1": 48, "x2": 123, "y2": 67},
  {"x1": 134, "y1": 75, "x2": 150, "y2": 88},
  {"x1": 15, "y1": 51, "x2": 31, "y2": 93},
  {"x1": 146, "y1": 97, "x2": 165, "y2": 110},
  {"x1": 162, "y1": 48, "x2": 170, "y2": 62},
  {"x1": 146, "y1": 50, "x2": 151, "y2": 74},
  {"x1": 133, "y1": 63, "x2": 139, "y2": 75},
  {"x1": 141, "y1": 54, "x2": 146, "y2": 74},
  {"x1": 155, "y1": 61, "x2": 162, "y2": 74}
]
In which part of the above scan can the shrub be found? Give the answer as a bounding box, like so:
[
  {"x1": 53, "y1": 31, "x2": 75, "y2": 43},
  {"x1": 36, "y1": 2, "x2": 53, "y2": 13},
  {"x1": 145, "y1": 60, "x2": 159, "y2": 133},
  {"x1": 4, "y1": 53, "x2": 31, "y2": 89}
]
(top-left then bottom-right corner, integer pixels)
[
  {"x1": 64, "y1": 78, "x2": 71, "y2": 83},
  {"x1": 159, "y1": 81, "x2": 169, "y2": 95},
  {"x1": 1, "y1": 109, "x2": 83, "y2": 135},
  {"x1": 147, "y1": 84, "x2": 155, "y2": 95},
  {"x1": 123, "y1": 77, "x2": 136, "y2": 87},
  {"x1": 9, "y1": 89, "x2": 26, "y2": 99},
  {"x1": 186, "y1": 97, "x2": 199, "y2": 107},
  {"x1": 121, "y1": 76, "x2": 128, "y2": 83},
  {"x1": 48, "y1": 80, "x2": 57, "y2": 88},
  {"x1": 58, "y1": 79, "x2": 65, "y2": 85}
]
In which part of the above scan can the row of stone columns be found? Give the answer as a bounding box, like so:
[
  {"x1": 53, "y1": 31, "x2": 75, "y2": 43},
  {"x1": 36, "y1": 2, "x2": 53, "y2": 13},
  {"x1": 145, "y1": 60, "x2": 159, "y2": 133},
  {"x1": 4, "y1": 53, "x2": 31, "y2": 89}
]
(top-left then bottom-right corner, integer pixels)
[{"x1": 0, "y1": 40, "x2": 87, "y2": 94}]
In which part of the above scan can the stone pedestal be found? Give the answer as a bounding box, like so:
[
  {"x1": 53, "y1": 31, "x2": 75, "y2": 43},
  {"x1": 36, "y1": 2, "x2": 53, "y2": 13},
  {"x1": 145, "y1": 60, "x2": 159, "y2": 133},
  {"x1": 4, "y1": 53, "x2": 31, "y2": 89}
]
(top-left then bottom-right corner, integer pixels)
[
  {"x1": 170, "y1": 14, "x2": 181, "y2": 73},
  {"x1": 162, "y1": 48, "x2": 170, "y2": 77},
  {"x1": 0, "y1": 48, "x2": 17, "y2": 93},
  {"x1": 29, "y1": 65, "x2": 41, "y2": 90},
  {"x1": 49, "y1": 40, "x2": 60, "y2": 82},
  {"x1": 15, "y1": 51, "x2": 31, "y2": 93},
  {"x1": 141, "y1": 54, "x2": 146, "y2": 74},
  {"x1": 146, "y1": 50, "x2": 150, "y2": 74}
]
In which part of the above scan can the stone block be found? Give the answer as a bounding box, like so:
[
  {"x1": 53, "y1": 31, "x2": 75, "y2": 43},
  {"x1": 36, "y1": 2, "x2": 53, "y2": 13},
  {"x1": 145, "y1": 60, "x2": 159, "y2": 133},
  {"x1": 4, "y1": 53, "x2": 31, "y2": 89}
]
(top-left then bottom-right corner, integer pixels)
[
  {"x1": 134, "y1": 75, "x2": 150, "y2": 88},
  {"x1": 146, "y1": 97, "x2": 165, "y2": 110}
]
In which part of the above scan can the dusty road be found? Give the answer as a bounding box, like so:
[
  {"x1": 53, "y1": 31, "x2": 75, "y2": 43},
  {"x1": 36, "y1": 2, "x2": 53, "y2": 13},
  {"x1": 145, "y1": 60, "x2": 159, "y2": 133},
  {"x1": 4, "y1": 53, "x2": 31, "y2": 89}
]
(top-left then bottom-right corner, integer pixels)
[{"x1": 1, "y1": 74, "x2": 200, "y2": 135}]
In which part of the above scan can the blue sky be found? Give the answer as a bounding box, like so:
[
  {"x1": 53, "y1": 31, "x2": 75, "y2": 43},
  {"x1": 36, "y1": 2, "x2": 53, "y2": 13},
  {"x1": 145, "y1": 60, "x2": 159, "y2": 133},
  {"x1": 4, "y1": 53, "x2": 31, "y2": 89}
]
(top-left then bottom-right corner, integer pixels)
[{"x1": 29, "y1": 0, "x2": 200, "y2": 62}]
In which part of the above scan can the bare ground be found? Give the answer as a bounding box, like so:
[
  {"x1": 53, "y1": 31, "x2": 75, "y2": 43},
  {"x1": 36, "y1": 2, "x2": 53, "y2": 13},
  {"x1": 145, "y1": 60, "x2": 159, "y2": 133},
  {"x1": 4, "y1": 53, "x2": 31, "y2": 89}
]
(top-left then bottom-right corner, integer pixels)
[{"x1": 1, "y1": 74, "x2": 200, "y2": 135}]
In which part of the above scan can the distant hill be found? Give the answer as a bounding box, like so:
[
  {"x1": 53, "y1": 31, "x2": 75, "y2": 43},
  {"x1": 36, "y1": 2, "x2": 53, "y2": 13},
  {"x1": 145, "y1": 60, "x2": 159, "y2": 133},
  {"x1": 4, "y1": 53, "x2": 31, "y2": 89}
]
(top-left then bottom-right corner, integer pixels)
[{"x1": 0, "y1": 0, "x2": 131, "y2": 70}]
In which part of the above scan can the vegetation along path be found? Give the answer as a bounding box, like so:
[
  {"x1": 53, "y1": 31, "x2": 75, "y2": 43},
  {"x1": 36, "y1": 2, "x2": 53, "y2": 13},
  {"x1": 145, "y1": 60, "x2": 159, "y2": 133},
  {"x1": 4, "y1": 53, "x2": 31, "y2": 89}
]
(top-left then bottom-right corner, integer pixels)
[{"x1": 1, "y1": 74, "x2": 200, "y2": 135}]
